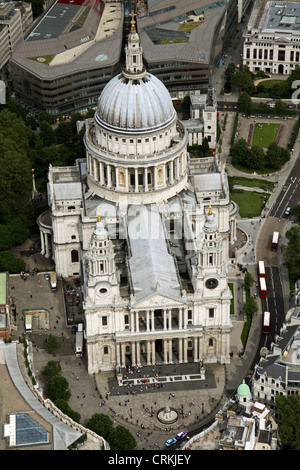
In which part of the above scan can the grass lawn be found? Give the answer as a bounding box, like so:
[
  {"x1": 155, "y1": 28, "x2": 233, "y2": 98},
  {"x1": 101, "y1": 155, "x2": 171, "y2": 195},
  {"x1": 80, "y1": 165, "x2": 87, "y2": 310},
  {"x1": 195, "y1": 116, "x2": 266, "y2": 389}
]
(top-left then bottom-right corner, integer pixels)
[
  {"x1": 230, "y1": 189, "x2": 269, "y2": 217},
  {"x1": 251, "y1": 122, "x2": 280, "y2": 148},
  {"x1": 228, "y1": 176, "x2": 274, "y2": 191}
]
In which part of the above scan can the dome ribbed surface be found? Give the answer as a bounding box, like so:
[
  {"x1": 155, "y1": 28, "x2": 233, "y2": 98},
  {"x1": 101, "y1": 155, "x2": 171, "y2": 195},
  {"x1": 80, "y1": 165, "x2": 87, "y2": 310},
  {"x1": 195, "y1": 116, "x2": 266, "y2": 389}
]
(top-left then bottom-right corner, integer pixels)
[{"x1": 95, "y1": 72, "x2": 176, "y2": 133}]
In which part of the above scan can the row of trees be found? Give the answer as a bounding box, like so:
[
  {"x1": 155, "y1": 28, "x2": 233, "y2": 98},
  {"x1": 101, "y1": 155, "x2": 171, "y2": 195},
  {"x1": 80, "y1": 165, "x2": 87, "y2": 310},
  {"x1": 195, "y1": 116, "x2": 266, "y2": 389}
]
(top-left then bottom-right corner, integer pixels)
[
  {"x1": 224, "y1": 62, "x2": 300, "y2": 99},
  {"x1": 230, "y1": 138, "x2": 290, "y2": 171},
  {"x1": 282, "y1": 224, "x2": 300, "y2": 288},
  {"x1": 0, "y1": 96, "x2": 87, "y2": 272}
]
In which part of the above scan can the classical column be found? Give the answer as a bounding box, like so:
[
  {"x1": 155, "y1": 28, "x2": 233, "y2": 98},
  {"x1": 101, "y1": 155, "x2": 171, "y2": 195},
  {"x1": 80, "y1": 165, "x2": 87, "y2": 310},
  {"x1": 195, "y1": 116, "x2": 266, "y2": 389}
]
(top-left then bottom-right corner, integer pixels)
[
  {"x1": 125, "y1": 168, "x2": 129, "y2": 191},
  {"x1": 115, "y1": 166, "x2": 119, "y2": 189},
  {"x1": 163, "y1": 310, "x2": 167, "y2": 330},
  {"x1": 121, "y1": 343, "x2": 126, "y2": 368},
  {"x1": 183, "y1": 338, "x2": 188, "y2": 363},
  {"x1": 146, "y1": 310, "x2": 150, "y2": 331},
  {"x1": 99, "y1": 161, "x2": 104, "y2": 185},
  {"x1": 168, "y1": 309, "x2": 172, "y2": 330},
  {"x1": 131, "y1": 341, "x2": 136, "y2": 366},
  {"x1": 151, "y1": 310, "x2": 154, "y2": 331},
  {"x1": 147, "y1": 341, "x2": 151, "y2": 365},
  {"x1": 130, "y1": 311, "x2": 134, "y2": 332},
  {"x1": 179, "y1": 338, "x2": 183, "y2": 362},
  {"x1": 179, "y1": 308, "x2": 183, "y2": 329},
  {"x1": 135, "y1": 311, "x2": 139, "y2": 333},
  {"x1": 136, "y1": 341, "x2": 141, "y2": 365},
  {"x1": 152, "y1": 341, "x2": 155, "y2": 364},
  {"x1": 168, "y1": 339, "x2": 172, "y2": 364},
  {"x1": 116, "y1": 343, "x2": 120, "y2": 368},
  {"x1": 135, "y1": 168, "x2": 138, "y2": 192},
  {"x1": 164, "y1": 339, "x2": 168, "y2": 363},
  {"x1": 45, "y1": 233, "x2": 50, "y2": 258},
  {"x1": 170, "y1": 160, "x2": 174, "y2": 184},
  {"x1": 40, "y1": 231, "x2": 45, "y2": 255},
  {"x1": 194, "y1": 337, "x2": 198, "y2": 362},
  {"x1": 144, "y1": 168, "x2": 148, "y2": 192}
]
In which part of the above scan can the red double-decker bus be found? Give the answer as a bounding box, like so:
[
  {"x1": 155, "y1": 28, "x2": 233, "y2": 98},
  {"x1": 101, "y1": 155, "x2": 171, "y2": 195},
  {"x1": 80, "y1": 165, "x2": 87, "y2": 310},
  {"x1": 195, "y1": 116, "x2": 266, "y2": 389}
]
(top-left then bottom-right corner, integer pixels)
[
  {"x1": 262, "y1": 311, "x2": 270, "y2": 334},
  {"x1": 258, "y1": 260, "x2": 265, "y2": 277},
  {"x1": 259, "y1": 277, "x2": 267, "y2": 299},
  {"x1": 271, "y1": 231, "x2": 279, "y2": 252}
]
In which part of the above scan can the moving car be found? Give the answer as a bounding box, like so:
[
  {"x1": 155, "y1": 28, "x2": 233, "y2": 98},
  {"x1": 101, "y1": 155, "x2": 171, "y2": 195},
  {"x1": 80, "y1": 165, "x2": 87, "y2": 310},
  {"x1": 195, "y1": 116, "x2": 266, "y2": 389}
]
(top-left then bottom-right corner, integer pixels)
[
  {"x1": 165, "y1": 438, "x2": 177, "y2": 447},
  {"x1": 285, "y1": 207, "x2": 291, "y2": 215},
  {"x1": 176, "y1": 431, "x2": 187, "y2": 440}
]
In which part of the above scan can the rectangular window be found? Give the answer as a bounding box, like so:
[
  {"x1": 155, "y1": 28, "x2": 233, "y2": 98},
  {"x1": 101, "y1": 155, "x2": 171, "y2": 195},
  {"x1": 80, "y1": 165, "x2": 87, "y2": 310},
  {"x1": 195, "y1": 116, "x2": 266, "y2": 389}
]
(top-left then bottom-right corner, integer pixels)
[{"x1": 209, "y1": 308, "x2": 214, "y2": 318}]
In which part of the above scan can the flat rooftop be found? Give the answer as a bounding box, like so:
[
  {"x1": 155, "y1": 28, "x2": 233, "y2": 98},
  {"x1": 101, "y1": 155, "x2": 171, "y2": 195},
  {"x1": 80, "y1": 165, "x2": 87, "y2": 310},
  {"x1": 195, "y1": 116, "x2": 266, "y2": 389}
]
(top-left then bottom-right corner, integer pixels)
[
  {"x1": 27, "y1": 0, "x2": 91, "y2": 42},
  {"x1": 11, "y1": 0, "x2": 123, "y2": 78},
  {"x1": 263, "y1": 1, "x2": 300, "y2": 34},
  {"x1": 137, "y1": 0, "x2": 228, "y2": 65}
]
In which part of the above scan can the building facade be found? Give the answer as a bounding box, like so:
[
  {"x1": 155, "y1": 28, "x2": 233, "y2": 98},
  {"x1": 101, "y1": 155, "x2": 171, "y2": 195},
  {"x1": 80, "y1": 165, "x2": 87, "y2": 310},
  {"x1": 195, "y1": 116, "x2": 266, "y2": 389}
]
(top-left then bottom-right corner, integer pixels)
[
  {"x1": 243, "y1": 1, "x2": 300, "y2": 75},
  {"x1": 42, "y1": 16, "x2": 236, "y2": 374},
  {"x1": 252, "y1": 322, "x2": 300, "y2": 410}
]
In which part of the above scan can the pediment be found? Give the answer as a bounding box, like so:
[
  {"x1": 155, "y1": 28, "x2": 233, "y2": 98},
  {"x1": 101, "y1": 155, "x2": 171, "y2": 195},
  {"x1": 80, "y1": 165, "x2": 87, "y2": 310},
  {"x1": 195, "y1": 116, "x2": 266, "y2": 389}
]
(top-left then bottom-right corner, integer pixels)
[{"x1": 129, "y1": 292, "x2": 186, "y2": 309}]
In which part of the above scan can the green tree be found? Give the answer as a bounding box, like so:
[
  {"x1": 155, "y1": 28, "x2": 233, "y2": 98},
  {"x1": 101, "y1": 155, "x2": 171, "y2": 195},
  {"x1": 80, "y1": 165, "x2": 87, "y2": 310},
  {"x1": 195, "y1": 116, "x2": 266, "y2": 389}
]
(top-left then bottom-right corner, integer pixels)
[
  {"x1": 7, "y1": 217, "x2": 29, "y2": 246},
  {"x1": 0, "y1": 251, "x2": 25, "y2": 272},
  {"x1": 237, "y1": 91, "x2": 252, "y2": 113},
  {"x1": 38, "y1": 110, "x2": 52, "y2": 124},
  {"x1": 243, "y1": 272, "x2": 254, "y2": 291},
  {"x1": 108, "y1": 425, "x2": 137, "y2": 451},
  {"x1": 46, "y1": 375, "x2": 71, "y2": 402},
  {"x1": 54, "y1": 399, "x2": 81, "y2": 423},
  {"x1": 230, "y1": 138, "x2": 251, "y2": 166},
  {"x1": 244, "y1": 296, "x2": 258, "y2": 318},
  {"x1": 282, "y1": 225, "x2": 300, "y2": 284},
  {"x1": 39, "y1": 121, "x2": 56, "y2": 146},
  {"x1": 248, "y1": 145, "x2": 265, "y2": 169},
  {"x1": 276, "y1": 395, "x2": 300, "y2": 450},
  {"x1": 41, "y1": 360, "x2": 62, "y2": 384},
  {"x1": 44, "y1": 334, "x2": 60, "y2": 355},
  {"x1": 290, "y1": 203, "x2": 300, "y2": 223},
  {"x1": 0, "y1": 225, "x2": 13, "y2": 250},
  {"x1": 275, "y1": 99, "x2": 287, "y2": 114},
  {"x1": 86, "y1": 413, "x2": 114, "y2": 440},
  {"x1": 55, "y1": 121, "x2": 73, "y2": 144}
]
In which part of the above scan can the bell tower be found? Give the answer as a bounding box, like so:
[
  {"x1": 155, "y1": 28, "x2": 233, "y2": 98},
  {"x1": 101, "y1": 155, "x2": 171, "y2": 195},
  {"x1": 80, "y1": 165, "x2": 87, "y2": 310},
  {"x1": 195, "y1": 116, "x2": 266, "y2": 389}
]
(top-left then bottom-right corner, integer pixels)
[{"x1": 83, "y1": 215, "x2": 120, "y2": 305}]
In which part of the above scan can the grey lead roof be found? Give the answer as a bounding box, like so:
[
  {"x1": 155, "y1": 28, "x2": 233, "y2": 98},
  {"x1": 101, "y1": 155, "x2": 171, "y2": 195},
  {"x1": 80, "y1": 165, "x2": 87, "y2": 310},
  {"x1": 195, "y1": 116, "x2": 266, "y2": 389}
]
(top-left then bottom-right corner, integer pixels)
[{"x1": 128, "y1": 204, "x2": 181, "y2": 303}]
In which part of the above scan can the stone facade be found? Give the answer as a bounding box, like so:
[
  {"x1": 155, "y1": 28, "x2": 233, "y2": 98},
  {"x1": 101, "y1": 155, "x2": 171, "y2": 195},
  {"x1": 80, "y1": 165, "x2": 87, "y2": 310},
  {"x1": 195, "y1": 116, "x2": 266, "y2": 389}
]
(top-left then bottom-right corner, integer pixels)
[{"x1": 41, "y1": 16, "x2": 236, "y2": 374}]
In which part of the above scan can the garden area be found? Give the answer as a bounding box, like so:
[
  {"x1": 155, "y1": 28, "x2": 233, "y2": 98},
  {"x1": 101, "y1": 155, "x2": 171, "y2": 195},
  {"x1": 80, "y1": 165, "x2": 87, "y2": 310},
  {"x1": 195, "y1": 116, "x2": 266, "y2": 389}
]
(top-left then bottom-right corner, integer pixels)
[
  {"x1": 229, "y1": 189, "x2": 269, "y2": 218},
  {"x1": 250, "y1": 122, "x2": 283, "y2": 148}
]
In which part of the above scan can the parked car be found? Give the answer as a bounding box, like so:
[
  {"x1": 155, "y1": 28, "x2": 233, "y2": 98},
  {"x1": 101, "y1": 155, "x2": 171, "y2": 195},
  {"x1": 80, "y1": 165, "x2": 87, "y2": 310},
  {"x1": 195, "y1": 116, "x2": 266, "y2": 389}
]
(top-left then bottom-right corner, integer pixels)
[
  {"x1": 44, "y1": 273, "x2": 49, "y2": 280},
  {"x1": 165, "y1": 438, "x2": 177, "y2": 447},
  {"x1": 71, "y1": 325, "x2": 77, "y2": 334},
  {"x1": 176, "y1": 431, "x2": 187, "y2": 440}
]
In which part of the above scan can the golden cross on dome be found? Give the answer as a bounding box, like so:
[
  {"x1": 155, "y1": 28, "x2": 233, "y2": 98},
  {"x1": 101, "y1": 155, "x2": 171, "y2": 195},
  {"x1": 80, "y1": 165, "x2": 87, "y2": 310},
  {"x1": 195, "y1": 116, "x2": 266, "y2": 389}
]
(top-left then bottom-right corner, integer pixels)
[
  {"x1": 129, "y1": 10, "x2": 136, "y2": 32},
  {"x1": 208, "y1": 206, "x2": 212, "y2": 215},
  {"x1": 97, "y1": 213, "x2": 101, "y2": 222}
]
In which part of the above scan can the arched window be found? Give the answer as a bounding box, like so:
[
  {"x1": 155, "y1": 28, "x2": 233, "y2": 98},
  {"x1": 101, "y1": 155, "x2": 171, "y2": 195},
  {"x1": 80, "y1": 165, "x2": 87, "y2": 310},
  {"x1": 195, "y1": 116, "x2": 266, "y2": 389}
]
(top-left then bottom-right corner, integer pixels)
[{"x1": 71, "y1": 250, "x2": 79, "y2": 263}]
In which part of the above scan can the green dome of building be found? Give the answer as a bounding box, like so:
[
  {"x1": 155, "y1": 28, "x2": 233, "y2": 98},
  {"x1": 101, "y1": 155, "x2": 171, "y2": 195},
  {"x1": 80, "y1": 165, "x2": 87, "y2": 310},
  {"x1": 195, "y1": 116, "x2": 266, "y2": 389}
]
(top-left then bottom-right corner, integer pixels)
[{"x1": 237, "y1": 380, "x2": 250, "y2": 397}]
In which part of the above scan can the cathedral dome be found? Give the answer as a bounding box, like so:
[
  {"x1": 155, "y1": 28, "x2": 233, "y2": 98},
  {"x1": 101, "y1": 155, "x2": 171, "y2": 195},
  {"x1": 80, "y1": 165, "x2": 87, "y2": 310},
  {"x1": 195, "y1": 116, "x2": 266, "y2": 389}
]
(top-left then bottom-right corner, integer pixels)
[
  {"x1": 94, "y1": 15, "x2": 176, "y2": 134},
  {"x1": 95, "y1": 72, "x2": 176, "y2": 134}
]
